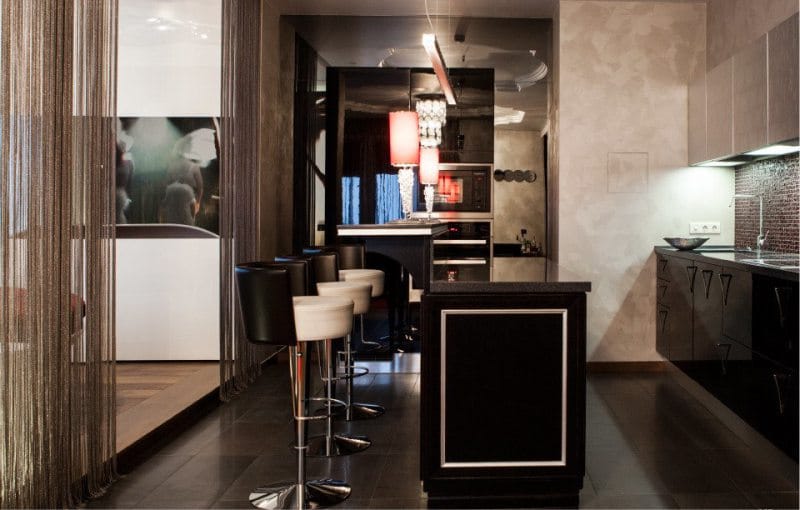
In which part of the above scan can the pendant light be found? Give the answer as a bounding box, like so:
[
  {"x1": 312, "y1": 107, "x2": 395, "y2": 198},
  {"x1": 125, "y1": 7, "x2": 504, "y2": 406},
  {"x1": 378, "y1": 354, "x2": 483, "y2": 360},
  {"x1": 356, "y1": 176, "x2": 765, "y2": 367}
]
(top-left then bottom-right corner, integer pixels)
[{"x1": 389, "y1": 110, "x2": 420, "y2": 221}]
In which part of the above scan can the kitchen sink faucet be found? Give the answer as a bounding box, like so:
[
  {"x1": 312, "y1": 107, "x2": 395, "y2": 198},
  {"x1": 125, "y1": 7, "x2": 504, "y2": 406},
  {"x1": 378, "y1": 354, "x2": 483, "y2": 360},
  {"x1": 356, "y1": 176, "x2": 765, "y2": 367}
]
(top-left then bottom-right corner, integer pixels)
[{"x1": 729, "y1": 193, "x2": 768, "y2": 251}]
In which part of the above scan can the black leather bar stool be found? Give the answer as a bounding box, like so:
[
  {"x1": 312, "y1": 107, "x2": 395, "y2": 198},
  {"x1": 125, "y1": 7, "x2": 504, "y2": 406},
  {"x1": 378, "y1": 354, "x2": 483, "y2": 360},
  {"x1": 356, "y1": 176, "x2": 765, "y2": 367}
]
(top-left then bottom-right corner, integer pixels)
[
  {"x1": 310, "y1": 251, "x2": 386, "y2": 421},
  {"x1": 235, "y1": 262, "x2": 353, "y2": 509}
]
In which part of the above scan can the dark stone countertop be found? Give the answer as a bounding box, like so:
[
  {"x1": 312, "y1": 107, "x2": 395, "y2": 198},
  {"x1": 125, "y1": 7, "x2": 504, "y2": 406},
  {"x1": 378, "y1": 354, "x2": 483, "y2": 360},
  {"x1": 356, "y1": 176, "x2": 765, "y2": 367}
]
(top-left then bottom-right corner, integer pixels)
[
  {"x1": 654, "y1": 246, "x2": 799, "y2": 282},
  {"x1": 338, "y1": 221, "x2": 448, "y2": 236},
  {"x1": 429, "y1": 260, "x2": 591, "y2": 294}
]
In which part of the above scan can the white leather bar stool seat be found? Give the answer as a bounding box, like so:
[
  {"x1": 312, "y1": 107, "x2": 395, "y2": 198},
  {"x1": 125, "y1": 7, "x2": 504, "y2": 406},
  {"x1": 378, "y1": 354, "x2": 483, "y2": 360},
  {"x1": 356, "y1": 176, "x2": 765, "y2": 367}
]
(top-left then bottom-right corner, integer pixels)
[
  {"x1": 293, "y1": 296, "x2": 354, "y2": 341},
  {"x1": 317, "y1": 281, "x2": 372, "y2": 315},
  {"x1": 339, "y1": 269, "x2": 384, "y2": 297}
]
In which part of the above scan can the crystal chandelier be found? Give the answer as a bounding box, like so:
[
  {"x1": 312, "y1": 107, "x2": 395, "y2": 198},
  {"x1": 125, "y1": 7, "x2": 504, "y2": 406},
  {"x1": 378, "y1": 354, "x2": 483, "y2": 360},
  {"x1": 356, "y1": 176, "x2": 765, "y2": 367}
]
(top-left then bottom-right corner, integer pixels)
[{"x1": 416, "y1": 98, "x2": 446, "y2": 148}]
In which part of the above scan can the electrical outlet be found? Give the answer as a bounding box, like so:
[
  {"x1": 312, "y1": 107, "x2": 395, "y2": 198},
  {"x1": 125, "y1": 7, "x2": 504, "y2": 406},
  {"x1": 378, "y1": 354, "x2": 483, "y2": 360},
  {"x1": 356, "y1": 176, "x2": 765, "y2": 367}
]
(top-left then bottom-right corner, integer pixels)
[{"x1": 689, "y1": 222, "x2": 721, "y2": 235}]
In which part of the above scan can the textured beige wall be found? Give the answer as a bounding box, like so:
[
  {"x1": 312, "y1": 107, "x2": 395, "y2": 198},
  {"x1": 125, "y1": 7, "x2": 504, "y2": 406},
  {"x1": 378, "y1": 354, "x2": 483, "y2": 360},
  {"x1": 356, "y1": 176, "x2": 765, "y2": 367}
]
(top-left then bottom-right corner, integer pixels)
[
  {"x1": 559, "y1": 0, "x2": 736, "y2": 361},
  {"x1": 494, "y1": 130, "x2": 547, "y2": 247},
  {"x1": 707, "y1": 0, "x2": 799, "y2": 69},
  {"x1": 259, "y1": 1, "x2": 295, "y2": 259}
]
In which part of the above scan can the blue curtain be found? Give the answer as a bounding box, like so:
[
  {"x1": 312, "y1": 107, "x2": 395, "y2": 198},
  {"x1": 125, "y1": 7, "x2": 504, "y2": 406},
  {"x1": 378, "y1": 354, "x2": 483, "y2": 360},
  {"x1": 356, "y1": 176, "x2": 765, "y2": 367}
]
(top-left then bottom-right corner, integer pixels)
[
  {"x1": 375, "y1": 173, "x2": 402, "y2": 224},
  {"x1": 341, "y1": 176, "x2": 360, "y2": 224}
]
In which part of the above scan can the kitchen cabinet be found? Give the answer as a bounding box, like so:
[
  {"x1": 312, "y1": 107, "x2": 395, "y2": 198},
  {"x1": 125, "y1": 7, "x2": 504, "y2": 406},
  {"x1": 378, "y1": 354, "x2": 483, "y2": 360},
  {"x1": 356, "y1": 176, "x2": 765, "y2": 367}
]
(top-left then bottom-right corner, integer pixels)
[
  {"x1": 654, "y1": 248, "x2": 798, "y2": 460},
  {"x1": 733, "y1": 35, "x2": 768, "y2": 153},
  {"x1": 705, "y1": 58, "x2": 734, "y2": 160},
  {"x1": 720, "y1": 266, "x2": 752, "y2": 348},
  {"x1": 693, "y1": 261, "x2": 724, "y2": 362},
  {"x1": 687, "y1": 69, "x2": 707, "y2": 165},
  {"x1": 689, "y1": 13, "x2": 798, "y2": 164},
  {"x1": 768, "y1": 13, "x2": 799, "y2": 144},
  {"x1": 655, "y1": 255, "x2": 694, "y2": 361}
]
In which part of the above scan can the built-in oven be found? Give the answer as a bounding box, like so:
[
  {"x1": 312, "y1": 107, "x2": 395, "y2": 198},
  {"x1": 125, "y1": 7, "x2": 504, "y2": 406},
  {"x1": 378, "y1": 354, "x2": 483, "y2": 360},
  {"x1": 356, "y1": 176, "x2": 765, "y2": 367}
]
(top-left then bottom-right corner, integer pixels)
[
  {"x1": 415, "y1": 163, "x2": 492, "y2": 215},
  {"x1": 433, "y1": 221, "x2": 492, "y2": 282}
]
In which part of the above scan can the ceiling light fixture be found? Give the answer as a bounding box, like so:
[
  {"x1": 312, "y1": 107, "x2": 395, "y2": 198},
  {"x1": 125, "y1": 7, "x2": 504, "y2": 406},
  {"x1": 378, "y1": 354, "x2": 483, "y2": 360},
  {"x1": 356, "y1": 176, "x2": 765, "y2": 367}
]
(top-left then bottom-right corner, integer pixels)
[{"x1": 422, "y1": 33, "x2": 457, "y2": 106}]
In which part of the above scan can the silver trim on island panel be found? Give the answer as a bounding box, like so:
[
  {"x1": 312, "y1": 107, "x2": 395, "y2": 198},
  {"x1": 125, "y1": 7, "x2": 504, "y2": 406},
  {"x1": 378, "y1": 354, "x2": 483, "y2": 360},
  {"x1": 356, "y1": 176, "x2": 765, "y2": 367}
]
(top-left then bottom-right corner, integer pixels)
[{"x1": 439, "y1": 309, "x2": 569, "y2": 468}]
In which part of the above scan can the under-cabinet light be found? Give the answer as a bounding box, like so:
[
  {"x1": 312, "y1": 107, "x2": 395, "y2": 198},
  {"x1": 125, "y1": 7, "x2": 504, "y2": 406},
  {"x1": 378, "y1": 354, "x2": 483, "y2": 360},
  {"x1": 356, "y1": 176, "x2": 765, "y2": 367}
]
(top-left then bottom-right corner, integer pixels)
[
  {"x1": 744, "y1": 144, "x2": 800, "y2": 156},
  {"x1": 697, "y1": 161, "x2": 747, "y2": 167}
]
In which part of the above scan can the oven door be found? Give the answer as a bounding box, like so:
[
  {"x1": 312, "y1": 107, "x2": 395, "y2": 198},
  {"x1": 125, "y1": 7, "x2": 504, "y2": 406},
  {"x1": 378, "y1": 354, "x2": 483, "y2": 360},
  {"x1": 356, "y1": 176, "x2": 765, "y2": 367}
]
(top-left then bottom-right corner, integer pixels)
[{"x1": 433, "y1": 258, "x2": 490, "y2": 282}]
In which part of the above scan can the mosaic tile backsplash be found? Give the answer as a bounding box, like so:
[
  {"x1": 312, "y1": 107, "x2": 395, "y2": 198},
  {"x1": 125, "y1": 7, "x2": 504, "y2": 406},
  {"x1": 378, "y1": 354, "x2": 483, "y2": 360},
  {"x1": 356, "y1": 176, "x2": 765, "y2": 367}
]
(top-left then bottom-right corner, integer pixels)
[{"x1": 734, "y1": 154, "x2": 799, "y2": 253}]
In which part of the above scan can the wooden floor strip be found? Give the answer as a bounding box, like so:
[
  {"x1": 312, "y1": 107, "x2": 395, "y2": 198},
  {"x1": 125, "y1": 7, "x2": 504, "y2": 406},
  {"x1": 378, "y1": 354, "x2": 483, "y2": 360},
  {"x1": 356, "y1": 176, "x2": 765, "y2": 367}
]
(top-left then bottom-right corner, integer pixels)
[{"x1": 116, "y1": 362, "x2": 219, "y2": 452}]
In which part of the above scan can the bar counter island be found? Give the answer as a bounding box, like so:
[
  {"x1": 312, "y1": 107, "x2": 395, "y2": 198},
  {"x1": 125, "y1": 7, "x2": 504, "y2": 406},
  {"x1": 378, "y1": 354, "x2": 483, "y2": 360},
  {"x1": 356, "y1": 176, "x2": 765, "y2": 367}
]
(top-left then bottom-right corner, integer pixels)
[{"x1": 338, "y1": 222, "x2": 592, "y2": 508}]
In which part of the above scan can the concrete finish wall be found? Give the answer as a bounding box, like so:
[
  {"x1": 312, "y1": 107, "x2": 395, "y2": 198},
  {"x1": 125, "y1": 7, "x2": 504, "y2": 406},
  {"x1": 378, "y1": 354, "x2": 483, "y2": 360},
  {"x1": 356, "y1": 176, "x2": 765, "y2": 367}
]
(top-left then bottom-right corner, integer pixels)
[
  {"x1": 258, "y1": 1, "x2": 295, "y2": 259},
  {"x1": 494, "y1": 130, "x2": 547, "y2": 248},
  {"x1": 558, "y1": 0, "x2": 736, "y2": 361},
  {"x1": 707, "y1": 0, "x2": 799, "y2": 70}
]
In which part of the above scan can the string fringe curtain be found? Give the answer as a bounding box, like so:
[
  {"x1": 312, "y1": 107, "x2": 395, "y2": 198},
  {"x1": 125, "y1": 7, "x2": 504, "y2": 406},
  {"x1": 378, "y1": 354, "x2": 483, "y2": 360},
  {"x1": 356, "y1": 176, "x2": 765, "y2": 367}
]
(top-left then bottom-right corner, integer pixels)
[
  {"x1": 219, "y1": 0, "x2": 264, "y2": 400},
  {"x1": 0, "y1": 0, "x2": 118, "y2": 507}
]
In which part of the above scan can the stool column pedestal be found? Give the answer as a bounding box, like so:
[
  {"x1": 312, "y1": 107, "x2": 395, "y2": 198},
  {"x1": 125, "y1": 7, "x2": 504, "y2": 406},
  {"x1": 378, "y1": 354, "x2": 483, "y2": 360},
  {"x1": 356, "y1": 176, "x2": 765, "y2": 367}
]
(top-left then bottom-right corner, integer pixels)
[{"x1": 249, "y1": 344, "x2": 351, "y2": 509}]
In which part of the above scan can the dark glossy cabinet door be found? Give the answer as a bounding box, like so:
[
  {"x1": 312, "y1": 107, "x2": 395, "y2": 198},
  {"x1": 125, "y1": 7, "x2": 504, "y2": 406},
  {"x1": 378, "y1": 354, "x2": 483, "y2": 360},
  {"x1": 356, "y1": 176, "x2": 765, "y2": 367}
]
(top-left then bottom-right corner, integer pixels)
[
  {"x1": 753, "y1": 275, "x2": 798, "y2": 369},
  {"x1": 720, "y1": 267, "x2": 753, "y2": 347},
  {"x1": 666, "y1": 256, "x2": 695, "y2": 361},
  {"x1": 693, "y1": 261, "x2": 723, "y2": 362}
]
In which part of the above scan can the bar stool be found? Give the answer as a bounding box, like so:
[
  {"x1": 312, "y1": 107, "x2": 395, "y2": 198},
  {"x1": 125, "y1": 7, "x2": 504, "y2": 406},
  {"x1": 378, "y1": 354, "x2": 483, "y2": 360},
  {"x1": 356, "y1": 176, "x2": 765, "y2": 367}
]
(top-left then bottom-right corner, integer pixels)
[
  {"x1": 334, "y1": 244, "x2": 386, "y2": 351},
  {"x1": 311, "y1": 251, "x2": 386, "y2": 421},
  {"x1": 276, "y1": 255, "x2": 375, "y2": 453},
  {"x1": 235, "y1": 262, "x2": 352, "y2": 509}
]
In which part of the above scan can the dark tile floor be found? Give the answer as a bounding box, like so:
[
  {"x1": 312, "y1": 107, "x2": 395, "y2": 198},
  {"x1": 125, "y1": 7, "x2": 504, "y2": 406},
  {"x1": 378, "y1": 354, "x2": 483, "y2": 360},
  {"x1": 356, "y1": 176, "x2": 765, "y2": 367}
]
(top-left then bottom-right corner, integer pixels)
[{"x1": 91, "y1": 356, "x2": 798, "y2": 509}]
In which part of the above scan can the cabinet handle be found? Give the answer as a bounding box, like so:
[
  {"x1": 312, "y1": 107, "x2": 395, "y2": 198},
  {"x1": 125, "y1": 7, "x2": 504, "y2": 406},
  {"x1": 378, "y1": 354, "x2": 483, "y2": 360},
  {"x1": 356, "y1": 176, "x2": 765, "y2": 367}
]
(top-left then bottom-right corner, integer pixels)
[
  {"x1": 774, "y1": 287, "x2": 791, "y2": 330},
  {"x1": 715, "y1": 342, "x2": 731, "y2": 375},
  {"x1": 658, "y1": 309, "x2": 668, "y2": 333},
  {"x1": 701, "y1": 269, "x2": 713, "y2": 298},
  {"x1": 659, "y1": 258, "x2": 668, "y2": 273},
  {"x1": 685, "y1": 265, "x2": 697, "y2": 293},
  {"x1": 658, "y1": 283, "x2": 668, "y2": 300},
  {"x1": 774, "y1": 287, "x2": 793, "y2": 353},
  {"x1": 718, "y1": 273, "x2": 732, "y2": 306},
  {"x1": 773, "y1": 372, "x2": 790, "y2": 416}
]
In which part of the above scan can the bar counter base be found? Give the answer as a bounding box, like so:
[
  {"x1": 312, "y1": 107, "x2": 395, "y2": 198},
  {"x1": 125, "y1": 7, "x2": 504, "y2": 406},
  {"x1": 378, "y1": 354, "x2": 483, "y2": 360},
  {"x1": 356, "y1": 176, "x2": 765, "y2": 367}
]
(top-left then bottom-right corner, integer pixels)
[{"x1": 425, "y1": 478, "x2": 581, "y2": 508}]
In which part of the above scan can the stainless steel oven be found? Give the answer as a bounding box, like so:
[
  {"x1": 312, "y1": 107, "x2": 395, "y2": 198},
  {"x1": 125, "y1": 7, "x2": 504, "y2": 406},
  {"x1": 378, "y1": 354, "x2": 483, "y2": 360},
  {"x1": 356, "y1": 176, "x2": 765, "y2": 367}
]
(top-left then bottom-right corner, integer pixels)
[
  {"x1": 415, "y1": 163, "x2": 492, "y2": 215},
  {"x1": 433, "y1": 221, "x2": 492, "y2": 282}
]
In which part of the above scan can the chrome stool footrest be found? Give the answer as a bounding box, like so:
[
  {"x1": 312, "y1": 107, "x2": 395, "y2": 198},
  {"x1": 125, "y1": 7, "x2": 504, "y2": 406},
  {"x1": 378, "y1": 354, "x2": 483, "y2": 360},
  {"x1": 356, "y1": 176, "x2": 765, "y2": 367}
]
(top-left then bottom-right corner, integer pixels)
[
  {"x1": 249, "y1": 479, "x2": 351, "y2": 509},
  {"x1": 299, "y1": 397, "x2": 347, "y2": 421}
]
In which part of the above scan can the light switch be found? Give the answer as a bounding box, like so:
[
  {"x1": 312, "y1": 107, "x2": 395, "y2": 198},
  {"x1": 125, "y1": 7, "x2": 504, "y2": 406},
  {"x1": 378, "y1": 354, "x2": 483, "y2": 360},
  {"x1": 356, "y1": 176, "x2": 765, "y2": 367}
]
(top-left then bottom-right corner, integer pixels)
[{"x1": 689, "y1": 222, "x2": 721, "y2": 235}]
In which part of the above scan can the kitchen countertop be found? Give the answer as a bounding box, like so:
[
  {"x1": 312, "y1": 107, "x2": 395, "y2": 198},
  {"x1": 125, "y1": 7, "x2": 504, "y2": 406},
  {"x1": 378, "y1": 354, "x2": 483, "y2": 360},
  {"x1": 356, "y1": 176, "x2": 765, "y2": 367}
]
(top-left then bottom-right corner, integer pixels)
[
  {"x1": 655, "y1": 246, "x2": 799, "y2": 281},
  {"x1": 338, "y1": 221, "x2": 448, "y2": 236},
  {"x1": 430, "y1": 259, "x2": 591, "y2": 294}
]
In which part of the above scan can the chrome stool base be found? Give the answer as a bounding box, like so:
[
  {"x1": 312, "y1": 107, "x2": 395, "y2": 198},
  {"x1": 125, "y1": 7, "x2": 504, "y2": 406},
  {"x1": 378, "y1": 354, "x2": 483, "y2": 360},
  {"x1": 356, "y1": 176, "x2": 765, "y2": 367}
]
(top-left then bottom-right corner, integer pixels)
[
  {"x1": 306, "y1": 433, "x2": 371, "y2": 457},
  {"x1": 249, "y1": 479, "x2": 351, "y2": 509}
]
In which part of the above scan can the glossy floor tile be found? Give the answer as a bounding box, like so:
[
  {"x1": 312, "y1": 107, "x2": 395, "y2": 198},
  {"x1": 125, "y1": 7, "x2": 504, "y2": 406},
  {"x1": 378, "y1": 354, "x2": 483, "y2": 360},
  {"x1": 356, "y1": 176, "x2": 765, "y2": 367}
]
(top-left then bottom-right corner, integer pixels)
[{"x1": 91, "y1": 361, "x2": 798, "y2": 509}]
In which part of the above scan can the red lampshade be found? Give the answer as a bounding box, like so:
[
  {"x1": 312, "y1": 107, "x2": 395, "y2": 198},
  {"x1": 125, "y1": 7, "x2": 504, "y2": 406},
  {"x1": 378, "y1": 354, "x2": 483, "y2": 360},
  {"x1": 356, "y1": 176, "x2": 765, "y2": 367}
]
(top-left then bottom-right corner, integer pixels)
[
  {"x1": 419, "y1": 147, "x2": 439, "y2": 185},
  {"x1": 389, "y1": 111, "x2": 420, "y2": 166}
]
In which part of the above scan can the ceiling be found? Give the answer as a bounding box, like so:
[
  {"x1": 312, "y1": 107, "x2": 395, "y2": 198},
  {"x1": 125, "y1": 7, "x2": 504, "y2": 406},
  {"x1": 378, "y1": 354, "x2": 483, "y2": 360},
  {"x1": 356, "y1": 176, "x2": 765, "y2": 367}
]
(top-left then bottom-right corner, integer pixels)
[
  {"x1": 288, "y1": 15, "x2": 553, "y2": 131},
  {"x1": 274, "y1": 0, "x2": 557, "y2": 18}
]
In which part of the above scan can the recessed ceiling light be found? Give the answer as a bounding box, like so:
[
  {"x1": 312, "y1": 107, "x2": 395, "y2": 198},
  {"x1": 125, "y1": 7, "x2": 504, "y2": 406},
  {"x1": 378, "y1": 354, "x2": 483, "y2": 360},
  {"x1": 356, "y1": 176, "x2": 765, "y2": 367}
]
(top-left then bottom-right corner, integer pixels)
[
  {"x1": 697, "y1": 161, "x2": 746, "y2": 167},
  {"x1": 744, "y1": 144, "x2": 800, "y2": 156}
]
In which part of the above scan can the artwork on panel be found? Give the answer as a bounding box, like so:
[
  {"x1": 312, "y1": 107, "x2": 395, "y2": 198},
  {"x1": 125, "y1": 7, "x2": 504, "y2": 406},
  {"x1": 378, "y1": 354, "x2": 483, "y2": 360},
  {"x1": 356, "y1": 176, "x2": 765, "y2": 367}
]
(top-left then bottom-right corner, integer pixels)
[{"x1": 116, "y1": 117, "x2": 220, "y2": 234}]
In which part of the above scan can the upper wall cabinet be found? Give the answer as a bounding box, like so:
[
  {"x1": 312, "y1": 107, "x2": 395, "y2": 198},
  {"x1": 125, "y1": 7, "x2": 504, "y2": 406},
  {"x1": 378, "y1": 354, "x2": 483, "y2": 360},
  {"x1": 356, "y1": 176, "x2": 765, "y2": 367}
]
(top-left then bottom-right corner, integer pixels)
[
  {"x1": 768, "y1": 13, "x2": 799, "y2": 144},
  {"x1": 706, "y1": 58, "x2": 734, "y2": 161},
  {"x1": 733, "y1": 35, "x2": 768, "y2": 153},
  {"x1": 688, "y1": 69, "x2": 707, "y2": 164},
  {"x1": 689, "y1": 13, "x2": 799, "y2": 165}
]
